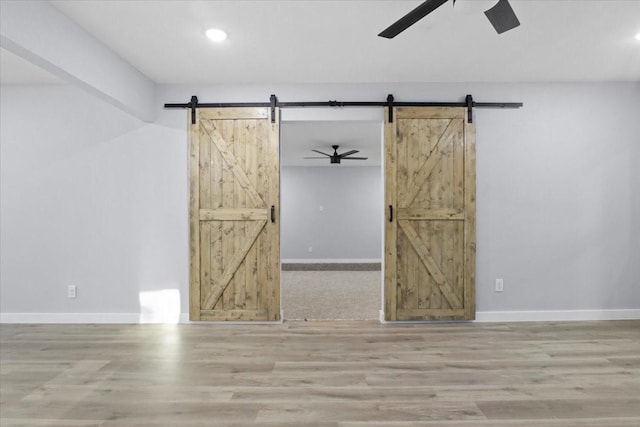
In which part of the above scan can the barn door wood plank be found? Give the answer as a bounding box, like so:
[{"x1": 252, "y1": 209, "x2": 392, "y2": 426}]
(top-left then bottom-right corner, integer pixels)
[
  {"x1": 256, "y1": 119, "x2": 268, "y2": 315},
  {"x1": 397, "y1": 208, "x2": 464, "y2": 220},
  {"x1": 188, "y1": 111, "x2": 201, "y2": 321},
  {"x1": 203, "y1": 219, "x2": 267, "y2": 310},
  {"x1": 398, "y1": 219, "x2": 462, "y2": 309},
  {"x1": 220, "y1": 119, "x2": 235, "y2": 311},
  {"x1": 397, "y1": 308, "x2": 465, "y2": 319},
  {"x1": 396, "y1": 118, "x2": 414, "y2": 211},
  {"x1": 464, "y1": 121, "x2": 477, "y2": 319},
  {"x1": 199, "y1": 108, "x2": 268, "y2": 120},
  {"x1": 396, "y1": 107, "x2": 466, "y2": 120},
  {"x1": 199, "y1": 121, "x2": 212, "y2": 311},
  {"x1": 401, "y1": 119, "x2": 459, "y2": 207},
  {"x1": 199, "y1": 208, "x2": 268, "y2": 221},
  {"x1": 384, "y1": 108, "x2": 398, "y2": 321},
  {"x1": 265, "y1": 109, "x2": 280, "y2": 320},
  {"x1": 244, "y1": 120, "x2": 258, "y2": 310},
  {"x1": 201, "y1": 120, "x2": 266, "y2": 209},
  {"x1": 200, "y1": 309, "x2": 269, "y2": 321},
  {"x1": 233, "y1": 120, "x2": 248, "y2": 310},
  {"x1": 210, "y1": 124, "x2": 224, "y2": 311}
]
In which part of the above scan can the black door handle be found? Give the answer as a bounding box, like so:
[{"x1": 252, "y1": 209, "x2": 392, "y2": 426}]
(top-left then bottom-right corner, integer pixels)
[
  {"x1": 389, "y1": 205, "x2": 393, "y2": 222},
  {"x1": 271, "y1": 205, "x2": 276, "y2": 223}
]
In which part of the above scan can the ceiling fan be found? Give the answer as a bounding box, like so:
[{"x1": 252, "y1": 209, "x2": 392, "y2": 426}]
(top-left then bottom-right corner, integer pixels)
[
  {"x1": 304, "y1": 145, "x2": 368, "y2": 164},
  {"x1": 378, "y1": 0, "x2": 521, "y2": 39}
]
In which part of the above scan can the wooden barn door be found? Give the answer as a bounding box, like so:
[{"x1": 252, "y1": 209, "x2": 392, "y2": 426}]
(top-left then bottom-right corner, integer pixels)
[
  {"x1": 189, "y1": 108, "x2": 280, "y2": 321},
  {"x1": 384, "y1": 107, "x2": 475, "y2": 321}
]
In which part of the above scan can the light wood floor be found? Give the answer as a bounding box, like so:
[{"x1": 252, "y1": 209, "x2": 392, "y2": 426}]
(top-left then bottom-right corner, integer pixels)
[{"x1": 1, "y1": 320, "x2": 639, "y2": 426}]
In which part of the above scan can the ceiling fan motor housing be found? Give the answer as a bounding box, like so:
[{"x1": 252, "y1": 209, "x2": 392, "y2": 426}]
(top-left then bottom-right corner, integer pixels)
[{"x1": 331, "y1": 145, "x2": 340, "y2": 163}]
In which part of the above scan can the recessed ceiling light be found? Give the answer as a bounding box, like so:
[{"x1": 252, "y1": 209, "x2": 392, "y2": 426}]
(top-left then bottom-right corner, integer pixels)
[
  {"x1": 205, "y1": 28, "x2": 227, "y2": 43},
  {"x1": 635, "y1": 32, "x2": 640, "y2": 41}
]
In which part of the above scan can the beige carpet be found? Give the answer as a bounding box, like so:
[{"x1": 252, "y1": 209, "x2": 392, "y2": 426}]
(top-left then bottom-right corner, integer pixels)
[{"x1": 281, "y1": 270, "x2": 382, "y2": 320}]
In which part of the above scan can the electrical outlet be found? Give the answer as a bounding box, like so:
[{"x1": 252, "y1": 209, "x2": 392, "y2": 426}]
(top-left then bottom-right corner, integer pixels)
[
  {"x1": 67, "y1": 285, "x2": 77, "y2": 298},
  {"x1": 495, "y1": 279, "x2": 504, "y2": 292},
  {"x1": 308, "y1": 246, "x2": 313, "y2": 252}
]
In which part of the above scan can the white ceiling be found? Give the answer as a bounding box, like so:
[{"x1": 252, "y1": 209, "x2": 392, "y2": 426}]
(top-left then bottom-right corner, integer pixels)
[
  {"x1": 15, "y1": 0, "x2": 636, "y2": 85},
  {"x1": 1, "y1": 1, "x2": 638, "y2": 168},
  {"x1": 281, "y1": 121, "x2": 382, "y2": 167}
]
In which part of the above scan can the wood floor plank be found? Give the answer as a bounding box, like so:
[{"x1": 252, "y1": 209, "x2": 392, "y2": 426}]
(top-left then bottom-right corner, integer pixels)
[
  {"x1": 255, "y1": 401, "x2": 485, "y2": 423},
  {"x1": 339, "y1": 418, "x2": 640, "y2": 427},
  {"x1": 1, "y1": 320, "x2": 639, "y2": 425},
  {"x1": 476, "y1": 398, "x2": 640, "y2": 419}
]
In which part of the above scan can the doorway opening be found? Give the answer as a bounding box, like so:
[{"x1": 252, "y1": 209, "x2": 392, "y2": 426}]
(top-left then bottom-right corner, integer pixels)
[{"x1": 280, "y1": 119, "x2": 384, "y2": 320}]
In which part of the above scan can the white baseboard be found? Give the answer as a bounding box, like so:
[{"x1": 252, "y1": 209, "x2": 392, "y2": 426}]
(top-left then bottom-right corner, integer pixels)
[
  {"x1": 3, "y1": 309, "x2": 638, "y2": 324},
  {"x1": 281, "y1": 259, "x2": 381, "y2": 264},
  {"x1": 379, "y1": 309, "x2": 640, "y2": 323},
  {"x1": 0, "y1": 312, "x2": 191, "y2": 324},
  {"x1": 474, "y1": 309, "x2": 640, "y2": 322}
]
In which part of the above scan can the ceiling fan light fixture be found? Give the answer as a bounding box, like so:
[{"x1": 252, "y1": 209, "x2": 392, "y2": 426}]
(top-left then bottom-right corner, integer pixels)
[
  {"x1": 484, "y1": 0, "x2": 520, "y2": 35},
  {"x1": 205, "y1": 28, "x2": 227, "y2": 43}
]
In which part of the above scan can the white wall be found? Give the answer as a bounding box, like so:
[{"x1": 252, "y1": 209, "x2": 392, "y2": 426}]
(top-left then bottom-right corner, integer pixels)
[
  {"x1": 281, "y1": 166, "x2": 382, "y2": 261},
  {"x1": 1, "y1": 82, "x2": 638, "y2": 322},
  {"x1": 0, "y1": 85, "x2": 188, "y2": 321},
  {"x1": 474, "y1": 84, "x2": 640, "y2": 313}
]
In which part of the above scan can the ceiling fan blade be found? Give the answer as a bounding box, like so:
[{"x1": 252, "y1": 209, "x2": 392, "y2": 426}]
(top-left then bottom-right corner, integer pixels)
[
  {"x1": 304, "y1": 157, "x2": 328, "y2": 159},
  {"x1": 339, "y1": 150, "x2": 359, "y2": 157},
  {"x1": 378, "y1": 0, "x2": 449, "y2": 39},
  {"x1": 311, "y1": 150, "x2": 331, "y2": 156},
  {"x1": 484, "y1": 0, "x2": 520, "y2": 34},
  {"x1": 341, "y1": 157, "x2": 368, "y2": 160}
]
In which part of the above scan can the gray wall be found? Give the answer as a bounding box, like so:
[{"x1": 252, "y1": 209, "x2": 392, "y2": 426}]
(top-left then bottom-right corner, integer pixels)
[
  {"x1": 1, "y1": 82, "x2": 638, "y2": 319},
  {"x1": 472, "y1": 83, "x2": 639, "y2": 311},
  {"x1": 281, "y1": 166, "x2": 382, "y2": 261},
  {"x1": 0, "y1": 85, "x2": 187, "y2": 317}
]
